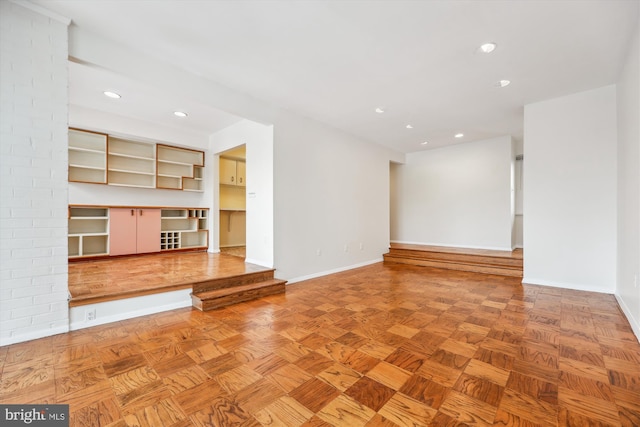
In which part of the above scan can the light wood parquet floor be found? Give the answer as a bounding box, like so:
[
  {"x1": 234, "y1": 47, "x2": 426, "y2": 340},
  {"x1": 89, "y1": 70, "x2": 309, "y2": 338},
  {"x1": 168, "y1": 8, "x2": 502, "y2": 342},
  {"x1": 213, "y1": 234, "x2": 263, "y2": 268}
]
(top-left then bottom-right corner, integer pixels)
[{"x1": 2, "y1": 262, "x2": 639, "y2": 426}]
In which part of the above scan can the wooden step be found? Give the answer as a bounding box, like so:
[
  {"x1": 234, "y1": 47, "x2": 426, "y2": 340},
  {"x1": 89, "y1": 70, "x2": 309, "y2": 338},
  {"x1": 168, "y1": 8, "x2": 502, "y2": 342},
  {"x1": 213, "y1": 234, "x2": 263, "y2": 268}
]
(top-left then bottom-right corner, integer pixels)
[
  {"x1": 192, "y1": 279, "x2": 286, "y2": 311},
  {"x1": 384, "y1": 244, "x2": 523, "y2": 277},
  {"x1": 191, "y1": 269, "x2": 276, "y2": 294}
]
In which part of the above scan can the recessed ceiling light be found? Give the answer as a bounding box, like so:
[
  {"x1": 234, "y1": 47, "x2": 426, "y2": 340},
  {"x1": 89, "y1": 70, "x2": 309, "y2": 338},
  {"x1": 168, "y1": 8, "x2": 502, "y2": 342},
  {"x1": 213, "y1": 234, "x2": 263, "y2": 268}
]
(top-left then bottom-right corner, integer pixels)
[
  {"x1": 455, "y1": 133, "x2": 464, "y2": 138},
  {"x1": 375, "y1": 107, "x2": 385, "y2": 113},
  {"x1": 479, "y1": 42, "x2": 497, "y2": 53},
  {"x1": 421, "y1": 141, "x2": 429, "y2": 145},
  {"x1": 406, "y1": 124, "x2": 413, "y2": 129},
  {"x1": 496, "y1": 79, "x2": 511, "y2": 87},
  {"x1": 173, "y1": 111, "x2": 188, "y2": 118},
  {"x1": 103, "y1": 91, "x2": 121, "y2": 99}
]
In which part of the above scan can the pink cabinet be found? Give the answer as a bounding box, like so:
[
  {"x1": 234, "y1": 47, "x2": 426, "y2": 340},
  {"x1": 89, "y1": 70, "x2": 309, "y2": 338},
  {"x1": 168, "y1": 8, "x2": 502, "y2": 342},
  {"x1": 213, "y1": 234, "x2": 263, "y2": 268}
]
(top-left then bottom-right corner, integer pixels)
[{"x1": 109, "y1": 208, "x2": 161, "y2": 256}]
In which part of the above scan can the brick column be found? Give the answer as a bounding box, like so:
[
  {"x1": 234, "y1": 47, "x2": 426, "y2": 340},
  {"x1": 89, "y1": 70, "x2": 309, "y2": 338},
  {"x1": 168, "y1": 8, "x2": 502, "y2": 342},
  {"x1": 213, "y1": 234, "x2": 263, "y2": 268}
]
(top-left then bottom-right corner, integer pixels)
[{"x1": 0, "y1": 1, "x2": 70, "y2": 345}]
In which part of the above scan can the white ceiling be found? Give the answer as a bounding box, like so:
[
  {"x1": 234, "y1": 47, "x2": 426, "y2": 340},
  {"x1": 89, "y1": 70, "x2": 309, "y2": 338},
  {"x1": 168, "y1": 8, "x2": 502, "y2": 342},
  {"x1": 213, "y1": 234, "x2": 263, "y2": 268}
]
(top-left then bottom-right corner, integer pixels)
[
  {"x1": 35, "y1": 0, "x2": 639, "y2": 153},
  {"x1": 69, "y1": 61, "x2": 244, "y2": 136}
]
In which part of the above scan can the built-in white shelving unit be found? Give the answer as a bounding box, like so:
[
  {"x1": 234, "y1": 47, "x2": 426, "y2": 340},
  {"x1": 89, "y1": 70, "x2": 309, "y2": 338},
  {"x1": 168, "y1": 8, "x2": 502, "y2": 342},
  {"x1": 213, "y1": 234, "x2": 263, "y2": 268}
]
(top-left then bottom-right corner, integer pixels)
[
  {"x1": 157, "y1": 145, "x2": 205, "y2": 191},
  {"x1": 68, "y1": 207, "x2": 109, "y2": 258},
  {"x1": 107, "y1": 137, "x2": 156, "y2": 188},
  {"x1": 160, "y1": 208, "x2": 208, "y2": 251},
  {"x1": 68, "y1": 129, "x2": 205, "y2": 192},
  {"x1": 68, "y1": 205, "x2": 209, "y2": 259}
]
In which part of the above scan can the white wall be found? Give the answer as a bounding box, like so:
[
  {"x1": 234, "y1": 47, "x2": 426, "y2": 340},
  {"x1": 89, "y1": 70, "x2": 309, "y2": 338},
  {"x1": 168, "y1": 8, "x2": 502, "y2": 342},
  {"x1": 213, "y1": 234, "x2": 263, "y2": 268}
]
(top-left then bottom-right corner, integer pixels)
[
  {"x1": 211, "y1": 120, "x2": 274, "y2": 267},
  {"x1": 523, "y1": 85, "x2": 618, "y2": 293},
  {"x1": 391, "y1": 136, "x2": 514, "y2": 251},
  {"x1": 273, "y1": 114, "x2": 393, "y2": 281},
  {"x1": 513, "y1": 139, "x2": 524, "y2": 248},
  {"x1": 616, "y1": 23, "x2": 640, "y2": 339},
  {"x1": 0, "y1": 2, "x2": 70, "y2": 346}
]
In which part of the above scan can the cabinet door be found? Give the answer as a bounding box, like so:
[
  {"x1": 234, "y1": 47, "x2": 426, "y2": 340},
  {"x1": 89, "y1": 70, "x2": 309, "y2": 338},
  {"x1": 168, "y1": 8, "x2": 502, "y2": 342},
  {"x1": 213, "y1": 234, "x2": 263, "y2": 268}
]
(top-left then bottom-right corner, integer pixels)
[
  {"x1": 236, "y1": 161, "x2": 246, "y2": 187},
  {"x1": 136, "y1": 209, "x2": 161, "y2": 253},
  {"x1": 109, "y1": 208, "x2": 137, "y2": 256},
  {"x1": 219, "y1": 158, "x2": 237, "y2": 185}
]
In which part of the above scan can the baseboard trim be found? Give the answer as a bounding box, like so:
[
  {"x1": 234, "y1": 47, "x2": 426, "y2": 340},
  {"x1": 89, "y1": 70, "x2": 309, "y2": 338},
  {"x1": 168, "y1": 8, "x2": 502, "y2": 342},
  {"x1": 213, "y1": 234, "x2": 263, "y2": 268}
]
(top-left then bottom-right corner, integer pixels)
[
  {"x1": 69, "y1": 289, "x2": 192, "y2": 331},
  {"x1": 615, "y1": 294, "x2": 640, "y2": 343},
  {"x1": 0, "y1": 325, "x2": 70, "y2": 347},
  {"x1": 287, "y1": 258, "x2": 383, "y2": 285},
  {"x1": 521, "y1": 277, "x2": 615, "y2": 294},
  {"x1": 390, "y1": 240, "x2": 514, "y2": 252},
  {"x1": 244, "y1": 258, "x2": 274, "y2": 269}
]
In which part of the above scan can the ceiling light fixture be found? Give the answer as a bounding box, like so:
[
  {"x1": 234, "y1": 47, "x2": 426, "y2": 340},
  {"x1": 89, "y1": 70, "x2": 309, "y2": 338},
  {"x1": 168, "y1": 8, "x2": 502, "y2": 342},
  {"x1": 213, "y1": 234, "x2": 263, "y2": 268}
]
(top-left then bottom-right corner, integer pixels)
[
  {"x1": 421, "y1": 141, "x2": 429, "y2": 145},
  {"x1": 375, "y1": 107, "x2": 385, "y2": 113},
  {"x1": 103, "y1": 91, "x2": 121, "y2": 99},
  {"x1": 406, "y1": 124, "x2": 413, "y2": 129},
  {"x1": 497, "y1": 79, "x2": 511, "y2": 87},
  {"x1": 479, "y1": 42, "x2": 497, "y2": 53},
  {"x1": 455, "y1": 133, "x2": 464, "y2": 138},
  {"x1": 173, "y1": 111, "x2": 188, "y2": 118}
]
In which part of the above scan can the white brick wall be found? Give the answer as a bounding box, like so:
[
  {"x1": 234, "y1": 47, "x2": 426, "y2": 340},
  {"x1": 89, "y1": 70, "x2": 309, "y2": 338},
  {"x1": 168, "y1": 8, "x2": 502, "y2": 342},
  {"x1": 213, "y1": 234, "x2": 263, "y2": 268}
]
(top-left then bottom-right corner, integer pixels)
[{"x1": 0, "y1": 1, "x2": 70, "y2": 346}]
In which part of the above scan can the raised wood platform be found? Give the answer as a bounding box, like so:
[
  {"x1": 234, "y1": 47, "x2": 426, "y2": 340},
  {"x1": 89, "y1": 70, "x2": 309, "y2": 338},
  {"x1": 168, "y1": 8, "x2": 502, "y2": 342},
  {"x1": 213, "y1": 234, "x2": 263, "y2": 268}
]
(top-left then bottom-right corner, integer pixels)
[
  {"x1": 68, "y1": 252, "x2": 286, "y2": 309},
  {"x1": 191, "y1": 269, "x2": 286, "y2": 311},
  {"x1": 383, "y1": 243, "x2": 523, "y2": 277}
]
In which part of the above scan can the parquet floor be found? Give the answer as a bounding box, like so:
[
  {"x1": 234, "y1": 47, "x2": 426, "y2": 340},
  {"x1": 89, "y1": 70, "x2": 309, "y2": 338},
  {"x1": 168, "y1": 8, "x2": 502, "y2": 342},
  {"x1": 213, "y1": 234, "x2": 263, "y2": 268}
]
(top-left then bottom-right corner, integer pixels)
[
  {"x1": 220, "y1": 246, "x2": 247, "y2": 259},
  {"x1": 2, "y1": 263, "x2": 639, "y2": 426}
]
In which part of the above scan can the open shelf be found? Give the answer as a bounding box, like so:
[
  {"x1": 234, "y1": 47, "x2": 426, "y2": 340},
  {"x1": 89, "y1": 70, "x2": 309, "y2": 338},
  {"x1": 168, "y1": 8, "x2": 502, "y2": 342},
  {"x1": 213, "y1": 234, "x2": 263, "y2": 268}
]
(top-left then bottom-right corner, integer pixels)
[
  {"x1": 69, "y1": 129, "x2": 107, "y2": 184},
  {"x1": 109, "y1": 137, "x2": 155, "y2": 159},
  {"x1": 107, "y1": 137, "x2": 156, "y2": 187},
  {"x1": 108, "y1": 170, "x2": 156, "y2": 188},
  {"x1": 157, "y1": 145, "x2": 205, "y2": 191},
  {"x1": 68, "y1": 207, "x2": 109, "y2": 258}
]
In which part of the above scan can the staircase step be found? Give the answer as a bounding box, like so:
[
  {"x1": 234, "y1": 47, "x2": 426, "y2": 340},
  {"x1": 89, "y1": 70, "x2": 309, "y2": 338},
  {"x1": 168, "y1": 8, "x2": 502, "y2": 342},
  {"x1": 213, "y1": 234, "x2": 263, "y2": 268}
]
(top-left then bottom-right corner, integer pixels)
[
  {"x1": 383, "y1": 254, "x2": 523, "y2": 277},
  {"x1": 387, "y1": 248, "x2": 522, "y2": 268},
  {"x1": 192, "y1": 279, "x2": 286, "y2": 311},
  {"x1": 192, "y1": 269, "x2": 275, "y2": 294},
  {"x1": 383, "y1": 244, "x2": 523, "y2": 277}
]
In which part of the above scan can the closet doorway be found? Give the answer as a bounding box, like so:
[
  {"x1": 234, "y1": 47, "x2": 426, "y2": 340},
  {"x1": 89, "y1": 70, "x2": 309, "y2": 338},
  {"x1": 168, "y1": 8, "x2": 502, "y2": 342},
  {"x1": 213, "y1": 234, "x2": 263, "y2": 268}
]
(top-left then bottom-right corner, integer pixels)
[{"x1": 219, "y1": 145, "x2": 246, "y2": 258}]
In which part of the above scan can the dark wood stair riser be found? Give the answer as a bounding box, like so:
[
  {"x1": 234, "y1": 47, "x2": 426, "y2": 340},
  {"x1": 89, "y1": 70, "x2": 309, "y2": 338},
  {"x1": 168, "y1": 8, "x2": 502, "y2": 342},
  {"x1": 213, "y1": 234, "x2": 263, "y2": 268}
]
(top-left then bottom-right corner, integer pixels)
[
  {"x1": 192, "y1": 269, "x2": 276, "y2": 294},
  {"x1": 192, "y1": 280, "x2": 286, "y2": 311}
]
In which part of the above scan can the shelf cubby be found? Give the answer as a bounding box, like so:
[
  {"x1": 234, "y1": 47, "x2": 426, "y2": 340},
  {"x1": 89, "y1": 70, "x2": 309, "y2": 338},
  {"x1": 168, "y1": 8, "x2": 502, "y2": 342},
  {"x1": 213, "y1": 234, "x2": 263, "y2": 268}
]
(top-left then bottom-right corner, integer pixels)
[
  {"x1": 157, "y1": 175, "x2": 182, "y2": 190},
  {"x1": 107, "y1": 170, "x2": 156, "y2": 188},
  {"x1": 180, "y1": 230, "x2": 207, "y2": 248},
  {"x1": 157, "y1": 145, "x2": 204, "y2": 166},
  {"x1": 108, "y1": 137, "x2": 155, "y2": 159},
  {"x1": 68, "y1": 207, "x2": 109, "y2": 258}
]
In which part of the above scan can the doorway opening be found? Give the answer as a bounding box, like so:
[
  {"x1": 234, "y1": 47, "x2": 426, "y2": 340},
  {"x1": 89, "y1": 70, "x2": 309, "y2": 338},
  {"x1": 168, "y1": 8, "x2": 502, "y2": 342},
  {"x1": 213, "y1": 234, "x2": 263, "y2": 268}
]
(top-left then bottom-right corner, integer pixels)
[{"x1": 219, "y1": 145, "x2": 247, "y2": 259}]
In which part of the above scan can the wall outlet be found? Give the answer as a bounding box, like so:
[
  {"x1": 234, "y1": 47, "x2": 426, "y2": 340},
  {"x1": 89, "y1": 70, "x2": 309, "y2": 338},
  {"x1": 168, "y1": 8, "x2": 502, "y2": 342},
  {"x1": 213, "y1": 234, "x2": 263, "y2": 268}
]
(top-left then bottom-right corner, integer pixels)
[
  {"x1": 86, "y1": 309, "x2": 96, "y2": 321},
  {"x1": 359, "y1": 242, "x2": 364, "y2": 251},
  {"x1": 344, "y1": 244, "x2": 348, "y2": 253},
  {"x1": 316, "y1": 249, "x2": 321, "y2": 256}
]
